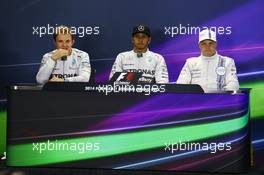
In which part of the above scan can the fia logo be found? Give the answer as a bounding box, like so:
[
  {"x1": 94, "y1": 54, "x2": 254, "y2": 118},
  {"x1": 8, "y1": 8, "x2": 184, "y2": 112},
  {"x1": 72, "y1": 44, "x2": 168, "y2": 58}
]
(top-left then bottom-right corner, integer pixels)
[{"x1": 116, "y1": 73, "x2": 128, "y2": 81}]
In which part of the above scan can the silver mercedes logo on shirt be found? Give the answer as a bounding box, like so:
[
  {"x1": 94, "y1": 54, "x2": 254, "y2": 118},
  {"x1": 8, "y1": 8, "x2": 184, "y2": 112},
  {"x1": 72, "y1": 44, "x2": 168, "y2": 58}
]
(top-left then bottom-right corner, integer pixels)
[{"x1": 138, "y1": 25, "x2": 144, "y2": 31}]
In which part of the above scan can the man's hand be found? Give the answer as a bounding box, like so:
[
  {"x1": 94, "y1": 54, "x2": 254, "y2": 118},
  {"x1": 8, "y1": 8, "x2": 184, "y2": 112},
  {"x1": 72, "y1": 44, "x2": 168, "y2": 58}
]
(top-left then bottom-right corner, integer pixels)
[
  {"x1": 51, "y1": 49, "x2": 69, "y2": 61},
  {"x1": 49, "y1": 77, "x2": 65, "y2": 82}
]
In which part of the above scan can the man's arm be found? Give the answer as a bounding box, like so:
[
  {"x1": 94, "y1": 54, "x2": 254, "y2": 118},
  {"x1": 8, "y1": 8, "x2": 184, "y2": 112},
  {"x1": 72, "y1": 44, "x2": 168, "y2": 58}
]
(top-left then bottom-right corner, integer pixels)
[
  {"x1": 224, "y1": 59, "x2": 239, "y2": 91},
  {"x1": 65, "y1": 53, "x2": 91, "y2": 82},
  {"x1": 36, "y1": 49, "x2": 69, "y2": 84},
  {"x1": 36, "y1": 54, "x2": 56, "y2": 84},
  {"x1": 155, "y1": 56, "x2": 169, "y2": 83},
  {"x1": 176, "y1": 61, "x2": 192, "y2": 84},
  {"x1": 109, "y1": 54, "x2": 124, "y2": 80}
]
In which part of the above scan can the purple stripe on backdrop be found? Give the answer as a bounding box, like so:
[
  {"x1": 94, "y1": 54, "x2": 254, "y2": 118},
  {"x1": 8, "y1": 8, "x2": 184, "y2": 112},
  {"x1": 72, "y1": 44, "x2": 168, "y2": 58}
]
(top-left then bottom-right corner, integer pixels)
[{"x1": 91, "y1": 94, "x2": 248, "y2": 130}]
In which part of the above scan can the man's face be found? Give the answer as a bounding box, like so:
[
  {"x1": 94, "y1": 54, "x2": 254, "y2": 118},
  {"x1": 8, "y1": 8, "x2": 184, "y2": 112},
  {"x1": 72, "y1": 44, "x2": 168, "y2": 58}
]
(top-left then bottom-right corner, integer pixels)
[
  {"x1": 54, "y1": 33, "x2": 74, "y2": 54},
  {"x1": 199, "y1": 39, "x2": 217, "y2": 57},
  {"x1": 132, "y1": 33, "x2": 151, "y2": 51}
]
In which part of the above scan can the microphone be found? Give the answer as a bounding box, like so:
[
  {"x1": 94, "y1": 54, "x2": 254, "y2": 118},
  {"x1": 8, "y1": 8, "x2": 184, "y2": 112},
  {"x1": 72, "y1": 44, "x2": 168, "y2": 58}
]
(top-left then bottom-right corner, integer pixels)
[
  {"x1": 137, "y1": 53, "x2": 143, "y2": 58},
  {"x1": 61, "y1": 55, "x2": 67, "y2": 61}
]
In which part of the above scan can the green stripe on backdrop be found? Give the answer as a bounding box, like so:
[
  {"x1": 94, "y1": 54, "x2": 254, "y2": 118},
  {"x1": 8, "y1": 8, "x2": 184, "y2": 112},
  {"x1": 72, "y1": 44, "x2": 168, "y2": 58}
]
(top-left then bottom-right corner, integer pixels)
[
  {"x1": 0, "y1": 111, "x2": 7, "y2": 155},
  {"x1": 241, "y1": 81, "x2": 264, "y2": 119},
  {"x1": 7, "y1": 113, "x2": 248, "y2": 166}
]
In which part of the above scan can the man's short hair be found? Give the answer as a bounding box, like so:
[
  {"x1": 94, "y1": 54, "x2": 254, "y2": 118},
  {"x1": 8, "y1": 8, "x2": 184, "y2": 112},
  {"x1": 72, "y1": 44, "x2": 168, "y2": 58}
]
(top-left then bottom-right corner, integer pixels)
[{"x1": 53, "y1": 25, "x2": 74, "y2": 40}]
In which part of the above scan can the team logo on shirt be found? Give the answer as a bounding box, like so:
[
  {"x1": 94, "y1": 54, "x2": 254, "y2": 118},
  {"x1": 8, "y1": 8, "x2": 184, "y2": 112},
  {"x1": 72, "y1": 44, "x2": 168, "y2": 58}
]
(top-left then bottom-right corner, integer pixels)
[
  {"x1": 72, "y1": 58, "x2": 76, "y2": 66},
  {"x1": 138, "y1": 25, "x2": 145, "y2": 31},
  {"x1": 51, "y1": 74, "x2": 77, "y2": 79},
  {"x1": 69, "y1": 58, "x2": 78, "y2": 70},
  {"x1": 127, "y1": 69, "x2": 155, "y2": 75},
  {"x1": 216, "y1": 66, "x2": 226, "y2": 76},
  {"x1": 147, "y1": 57, "x2": 153, "y2": 62}
]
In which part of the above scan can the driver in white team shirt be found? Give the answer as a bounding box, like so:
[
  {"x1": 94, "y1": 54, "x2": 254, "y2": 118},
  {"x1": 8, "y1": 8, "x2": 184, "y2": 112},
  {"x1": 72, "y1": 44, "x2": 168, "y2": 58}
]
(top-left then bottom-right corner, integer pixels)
[
  {"x1": 176, "y1": 29, "x2": 239, "y2": 92},
  {"x1": 36, "y1": 25, "x2": 91, "y2": 84},
  {"x1": 109, "y1": 25, "x2": 169, "y2": 84}
]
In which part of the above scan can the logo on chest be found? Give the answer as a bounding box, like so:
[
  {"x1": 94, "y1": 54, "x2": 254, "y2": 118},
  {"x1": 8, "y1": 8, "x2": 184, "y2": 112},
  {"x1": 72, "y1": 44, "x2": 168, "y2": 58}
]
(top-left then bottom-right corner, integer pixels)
[{"x1": 69, "y1": 58, "x2": 78, "y2": 70}]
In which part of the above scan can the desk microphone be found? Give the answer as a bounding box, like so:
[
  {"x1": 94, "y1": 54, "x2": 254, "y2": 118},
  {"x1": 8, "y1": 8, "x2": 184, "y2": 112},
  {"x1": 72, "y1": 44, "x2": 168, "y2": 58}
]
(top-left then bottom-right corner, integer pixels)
[
  {"x1": 61, "y1": 55, "x2": 67, "y2": 80},
  {"x1": 61, "y1": 55, "x2": 67, "y2": 61}
]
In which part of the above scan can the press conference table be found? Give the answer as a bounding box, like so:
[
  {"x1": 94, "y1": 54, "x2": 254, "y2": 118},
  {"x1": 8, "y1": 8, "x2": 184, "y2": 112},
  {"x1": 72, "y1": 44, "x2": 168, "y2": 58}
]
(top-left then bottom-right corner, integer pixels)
[{"x1": 6, "y1": 83, "x2": 251, "y2": 174}]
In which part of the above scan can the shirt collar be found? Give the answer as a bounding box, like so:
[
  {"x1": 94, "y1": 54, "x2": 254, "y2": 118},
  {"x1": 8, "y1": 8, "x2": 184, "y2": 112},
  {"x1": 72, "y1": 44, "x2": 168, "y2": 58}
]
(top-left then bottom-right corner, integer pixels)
[
  {"x1": 132, "y1": 49, "x2": 150, "y2": 57},
  {"x1": 200, "y1": 52, "x2": 218, "y2": 60}
]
